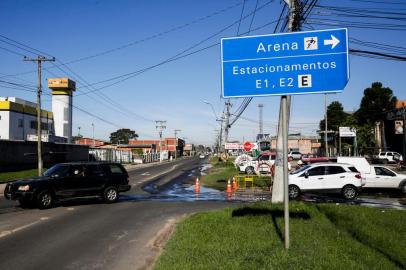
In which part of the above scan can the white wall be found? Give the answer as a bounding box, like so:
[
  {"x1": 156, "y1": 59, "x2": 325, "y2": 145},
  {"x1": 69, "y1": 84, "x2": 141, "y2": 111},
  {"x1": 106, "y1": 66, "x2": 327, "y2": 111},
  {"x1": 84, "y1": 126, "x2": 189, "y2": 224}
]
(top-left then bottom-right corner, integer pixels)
[
  {"x1": 1, "y1": 111, "x2": 53, "y2": 141},
  {"x1": 52, "y1": 94, "x2": 72, "y2": 143},
  {"x1": 0, "y1": 111, "x2": 10, "y2": 140}
]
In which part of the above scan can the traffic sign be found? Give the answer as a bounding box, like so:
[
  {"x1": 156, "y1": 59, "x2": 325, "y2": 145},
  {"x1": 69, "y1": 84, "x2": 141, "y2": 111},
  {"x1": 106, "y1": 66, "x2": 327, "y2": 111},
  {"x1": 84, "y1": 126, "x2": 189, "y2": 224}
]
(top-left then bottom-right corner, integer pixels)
[
  {"x1": 221, "y1": 28, "x2": 349, "y2": 98},
  {"x1": 243, "y1": 141, "x2": 254, "y2": 152}
]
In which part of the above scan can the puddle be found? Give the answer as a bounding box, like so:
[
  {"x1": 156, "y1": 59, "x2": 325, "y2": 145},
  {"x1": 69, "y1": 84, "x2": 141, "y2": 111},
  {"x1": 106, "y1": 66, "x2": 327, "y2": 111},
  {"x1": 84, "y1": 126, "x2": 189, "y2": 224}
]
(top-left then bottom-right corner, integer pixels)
[
  {"x1": 121, "y1": 183, "x2": 226, "y2": 202},
  {"x1": 301, "y1": 194, "x2": 406, "y2": 210}
]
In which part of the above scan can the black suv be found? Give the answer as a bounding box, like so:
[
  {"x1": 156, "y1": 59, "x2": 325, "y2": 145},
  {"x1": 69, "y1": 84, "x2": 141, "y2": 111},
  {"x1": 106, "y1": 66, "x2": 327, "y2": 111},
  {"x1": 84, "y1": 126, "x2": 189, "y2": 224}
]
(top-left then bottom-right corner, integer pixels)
[{"x1": 4, "y1": 162, "x2": 131, "y2": 209}]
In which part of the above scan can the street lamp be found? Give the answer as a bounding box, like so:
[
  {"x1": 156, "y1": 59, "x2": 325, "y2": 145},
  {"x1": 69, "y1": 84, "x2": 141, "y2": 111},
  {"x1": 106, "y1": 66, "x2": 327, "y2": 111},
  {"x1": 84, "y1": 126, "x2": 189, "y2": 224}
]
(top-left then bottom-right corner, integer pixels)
[
  {"x1": 203, "y1": 100, "x2": 219, "y2": 120},
  {"x1": 203, "y1": 100, "x2": 224, "y2": 153}
]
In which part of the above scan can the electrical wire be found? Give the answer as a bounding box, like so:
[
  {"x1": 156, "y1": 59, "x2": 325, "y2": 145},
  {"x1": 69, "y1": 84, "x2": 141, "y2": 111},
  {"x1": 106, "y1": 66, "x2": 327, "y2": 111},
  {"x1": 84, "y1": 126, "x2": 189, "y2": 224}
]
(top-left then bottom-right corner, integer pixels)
[{"x1": 0, "y1": 2, "x2": 244, "y2": 79}]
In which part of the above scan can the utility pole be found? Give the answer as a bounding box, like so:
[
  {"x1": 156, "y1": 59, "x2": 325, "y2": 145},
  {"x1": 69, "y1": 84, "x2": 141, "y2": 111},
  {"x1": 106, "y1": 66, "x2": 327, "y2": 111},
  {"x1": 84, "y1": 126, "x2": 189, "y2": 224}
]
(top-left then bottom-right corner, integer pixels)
[
  {"x1": 272, "y1": 0, "x2": 301, "y2": 250},
  {"x1": 223, "y1": 99, "x2": 232, "y2": 151},
  {"x1": 258, "y1": 104, "x2": 264, "y2": 137},
  {"x1": 92, "y1": 123, "x2": 95, "y2": 147},
  {"x1": 155, "y1": 120, "x2": 167, "y2": 162},
  {"x1": 174, "y1": 129, "x2": 181, "y2": 159},
  {"x1": 403, "y1": 110, "x2": 406, "y2": 160},
  {"x1": 217, "y1": 115, "x2": 224, "y2": 153},
  {"x1": 78, "y1": 126, "x2": 81, "y2": 137},
  {"x1": 24, "y1": 56, "x2": 55, "y2": 176}
]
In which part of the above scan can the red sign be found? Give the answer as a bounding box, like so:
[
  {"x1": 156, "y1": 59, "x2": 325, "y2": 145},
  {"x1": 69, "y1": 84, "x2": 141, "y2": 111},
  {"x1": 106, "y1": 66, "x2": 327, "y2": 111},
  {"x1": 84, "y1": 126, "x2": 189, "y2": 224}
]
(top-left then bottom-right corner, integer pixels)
[{"x1": 243, "y1": 141, "x2": 253, "y2": 152}]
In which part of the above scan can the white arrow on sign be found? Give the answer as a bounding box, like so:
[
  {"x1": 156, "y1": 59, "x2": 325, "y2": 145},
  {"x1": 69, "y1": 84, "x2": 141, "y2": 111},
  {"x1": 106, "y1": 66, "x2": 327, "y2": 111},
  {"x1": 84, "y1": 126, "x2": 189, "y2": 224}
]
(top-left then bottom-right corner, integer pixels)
[{"x1": 324, "y1": 35, "x2": 340, "y2": 49}]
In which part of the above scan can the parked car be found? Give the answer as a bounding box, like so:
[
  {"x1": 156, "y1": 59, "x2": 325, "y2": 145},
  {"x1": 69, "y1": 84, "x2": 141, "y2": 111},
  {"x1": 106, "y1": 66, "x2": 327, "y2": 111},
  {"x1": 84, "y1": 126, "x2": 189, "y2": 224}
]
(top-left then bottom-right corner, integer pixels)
[
  {"x1": 240, "y1": 152, "x2": 292, "y2": 175},
  {"x1": 301, "y1": 153, "x2": 330, "y2": 164},
  {"x1": 234, "y1": 154, "x2": 253, "y2": 169},
  {"x1": 239, "y1": 152, "x2": 276, "y2": 175},
  {"x1": 289, "y1": 163, "x2": 365, "y2": 200},
  {"x1": 376, "y1": 151, "x2": 403, "y2": 164},
  {"x1": 288, "y1": 151, "x2": 302, "y2": 160},
  {"x1": 4, "y1": 162, "x2": 131, "y2": 209}
]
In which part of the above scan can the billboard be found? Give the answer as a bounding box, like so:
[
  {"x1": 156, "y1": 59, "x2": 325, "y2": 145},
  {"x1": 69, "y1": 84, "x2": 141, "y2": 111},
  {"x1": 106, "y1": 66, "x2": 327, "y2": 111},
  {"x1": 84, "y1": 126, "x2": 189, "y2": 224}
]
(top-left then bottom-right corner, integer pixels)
[{"x1": 339, "y1": 127, "x2": 356, "y2": 137}]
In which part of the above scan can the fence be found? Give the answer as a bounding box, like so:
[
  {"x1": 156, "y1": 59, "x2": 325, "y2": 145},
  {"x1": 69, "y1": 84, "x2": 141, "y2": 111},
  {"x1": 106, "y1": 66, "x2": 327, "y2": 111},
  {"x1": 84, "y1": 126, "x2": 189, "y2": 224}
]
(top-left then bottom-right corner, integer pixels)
[{"x1": 89, "y1": 148, "x2": 160, "y2": 164}]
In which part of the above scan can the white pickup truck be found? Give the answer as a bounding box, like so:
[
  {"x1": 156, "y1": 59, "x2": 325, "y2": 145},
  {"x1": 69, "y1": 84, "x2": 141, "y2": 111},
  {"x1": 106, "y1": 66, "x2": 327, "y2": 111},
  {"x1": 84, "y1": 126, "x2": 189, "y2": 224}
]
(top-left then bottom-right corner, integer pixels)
[
  {"x1": 337, "y1": 157, "x2": 406, "y2": 193},
  {"x1": 376, "y1": 151, "x2": 403, "y2": 164},
  {"x1": 238, "y1": 152, "x2": 276, "y2": 175}
]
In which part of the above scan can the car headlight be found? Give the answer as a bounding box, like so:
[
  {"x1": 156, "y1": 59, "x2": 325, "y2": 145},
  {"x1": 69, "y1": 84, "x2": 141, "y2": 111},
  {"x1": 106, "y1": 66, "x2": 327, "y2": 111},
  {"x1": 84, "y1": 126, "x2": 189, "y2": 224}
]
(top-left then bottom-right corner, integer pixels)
[{"x1": 18, "y1": 185, "x2": 30, "y2": 191}]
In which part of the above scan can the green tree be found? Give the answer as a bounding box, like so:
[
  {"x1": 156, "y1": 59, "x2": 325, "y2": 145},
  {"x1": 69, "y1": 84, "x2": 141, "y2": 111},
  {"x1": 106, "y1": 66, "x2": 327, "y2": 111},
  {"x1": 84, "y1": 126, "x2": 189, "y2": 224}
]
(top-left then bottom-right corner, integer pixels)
[
  {"x1": 355, "y1": 82, "x2": 397, "y2": 125},
  {"x1": 319, "y1": 101, "x2": 349, "y2": 131},
  {"x1": 72, "y1": 134, "x2": 83, "y2": 142},
  {"x1": 110, "y1": 128, "x2": 138, "y2": 144},
  {"x1": 356, "y1": 124, "x2": 376, "y2": 155}
]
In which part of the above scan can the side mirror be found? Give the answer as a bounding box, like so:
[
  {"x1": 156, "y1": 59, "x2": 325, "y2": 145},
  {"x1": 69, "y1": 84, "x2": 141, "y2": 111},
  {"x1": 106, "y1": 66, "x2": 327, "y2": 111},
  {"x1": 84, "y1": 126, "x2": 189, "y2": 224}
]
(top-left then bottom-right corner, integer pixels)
[{"x1": 304, "y1": 172, "x2": 309, "y2": 178}]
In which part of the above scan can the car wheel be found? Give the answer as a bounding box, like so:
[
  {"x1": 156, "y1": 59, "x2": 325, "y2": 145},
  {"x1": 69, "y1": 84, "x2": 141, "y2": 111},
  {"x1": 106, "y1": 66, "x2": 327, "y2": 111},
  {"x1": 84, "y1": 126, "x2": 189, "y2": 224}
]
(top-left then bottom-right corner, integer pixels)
[
  {"x1": 103, "y1": 186, "x2": 119, "y2": 203},
  {"x1": 401, "y1": 183, "x2": 406, "y2": 194},
  {"x1": 245, "y1": 166, "x2": 255, "y2": 175},
  {"x1": 18, "y1": 199, "x2": 33, "y2": 208},
  {"x1": 36, "y1": 190, "x2": 53, "y2": 209},
  {"x1": 288, "y1": 185, "x2": 300, "y2": 199},
  {"x1": 342, "y1": 185, "x2": 357, "y2": 200}
]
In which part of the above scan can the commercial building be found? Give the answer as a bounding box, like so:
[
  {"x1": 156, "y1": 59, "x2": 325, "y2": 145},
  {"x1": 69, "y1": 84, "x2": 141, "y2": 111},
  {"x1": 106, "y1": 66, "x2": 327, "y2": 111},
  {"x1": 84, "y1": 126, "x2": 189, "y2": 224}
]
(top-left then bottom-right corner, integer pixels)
[
  {"x1": 375, "y1": 100, "x2": 406, "y2": 157},
  {"x1": 75, "y1": 137, "x2": 107, "y2": 147},
  {"x1": 270, "y1": 134, "x2": 321, "y2": 154},
  {"x1": 0, "y1": 97, "x2": 54, "y2": 141},
  {"x1": 129, "y1": 138, "x2": 185, "y2": 157}
]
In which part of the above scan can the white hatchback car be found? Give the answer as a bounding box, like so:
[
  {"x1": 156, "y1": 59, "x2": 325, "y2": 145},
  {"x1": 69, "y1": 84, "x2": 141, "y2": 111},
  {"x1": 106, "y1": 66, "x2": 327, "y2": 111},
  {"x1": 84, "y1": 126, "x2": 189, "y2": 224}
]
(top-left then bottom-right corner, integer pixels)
[{"x1": 289, "y1": 163, "x2": 365, "y2": 200}]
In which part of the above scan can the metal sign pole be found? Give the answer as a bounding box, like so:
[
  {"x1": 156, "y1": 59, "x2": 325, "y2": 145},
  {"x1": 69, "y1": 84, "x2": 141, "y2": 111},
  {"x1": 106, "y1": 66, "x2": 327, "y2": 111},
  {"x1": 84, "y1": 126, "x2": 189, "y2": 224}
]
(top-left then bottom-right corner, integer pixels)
[{"x1": 282, "y1": 95, "x2": 290, "y2": 249}]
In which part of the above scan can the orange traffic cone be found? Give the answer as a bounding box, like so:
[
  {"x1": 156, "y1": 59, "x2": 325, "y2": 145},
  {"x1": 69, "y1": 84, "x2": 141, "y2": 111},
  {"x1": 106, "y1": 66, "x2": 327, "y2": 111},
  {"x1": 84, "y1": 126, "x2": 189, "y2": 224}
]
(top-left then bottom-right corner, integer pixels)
[
  {"x1": 232, "y1": 177, "x2": 238, "y2": 190},
  {"x1": 194, "y1": 177, "x2": 200, "y2": 193},
  {"x1": 226, "y1": 179, "x2": 232, "y2": 193}
]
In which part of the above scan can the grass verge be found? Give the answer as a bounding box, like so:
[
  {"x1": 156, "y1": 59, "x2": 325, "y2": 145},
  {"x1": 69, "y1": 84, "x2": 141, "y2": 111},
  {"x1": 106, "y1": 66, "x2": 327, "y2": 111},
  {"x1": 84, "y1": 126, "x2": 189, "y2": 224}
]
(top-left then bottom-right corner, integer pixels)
[
  {"x1": 200, "y1": 157, "x2": 271, "y2": 191},
  {"x1": 0, "y1": 169, "x2": 40, "y2": 183},
  {"x1": 155, "y1": 202, "x2": 406, "y2": 270}
]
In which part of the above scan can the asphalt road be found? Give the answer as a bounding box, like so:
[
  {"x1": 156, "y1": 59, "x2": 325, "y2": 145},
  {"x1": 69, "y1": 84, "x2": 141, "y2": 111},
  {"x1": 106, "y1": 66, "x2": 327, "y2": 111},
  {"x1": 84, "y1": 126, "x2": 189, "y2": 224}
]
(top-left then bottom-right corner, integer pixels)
[{"x1": 0, "y1": 157, "x2": 235, "y2": 270}]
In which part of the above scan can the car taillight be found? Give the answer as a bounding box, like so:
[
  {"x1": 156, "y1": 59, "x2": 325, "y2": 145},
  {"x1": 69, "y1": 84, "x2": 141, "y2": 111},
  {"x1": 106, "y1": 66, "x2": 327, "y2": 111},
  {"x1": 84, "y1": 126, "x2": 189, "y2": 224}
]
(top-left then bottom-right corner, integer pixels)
[{"x1": 355, "y1": 174, "x2": 361, "y2": 179}]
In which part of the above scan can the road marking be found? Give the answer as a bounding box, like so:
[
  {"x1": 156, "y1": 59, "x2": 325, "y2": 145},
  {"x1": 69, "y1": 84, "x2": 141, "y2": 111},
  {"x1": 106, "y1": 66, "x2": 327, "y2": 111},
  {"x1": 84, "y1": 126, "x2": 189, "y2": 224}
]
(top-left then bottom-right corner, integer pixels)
[
  {"x1": 141, "y1": 172, "x2": 151, "y2": 176},
  {"x1": 66, "y1": 207, "x2": 75, "y2": 211},
  {"x1": 135, "y1": 164, "x2": 180, "y2": 186},
  {"x1": 0, "y1": 216, "x2": 50, "y2": 239}
]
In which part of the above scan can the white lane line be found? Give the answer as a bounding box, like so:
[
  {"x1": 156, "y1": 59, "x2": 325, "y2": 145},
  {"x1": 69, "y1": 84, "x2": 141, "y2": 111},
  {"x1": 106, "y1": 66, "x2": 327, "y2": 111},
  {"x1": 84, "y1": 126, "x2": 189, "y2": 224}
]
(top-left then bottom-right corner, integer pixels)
[
  {"x1": 0, "y1": 216, "x2": 50, "y2": 239},
  {"x1": 141, "y1": 172, "x2": 151, "y2": 176},
  {"x1": 134, "y1": 164, "x2": 179, "y2": 185}
]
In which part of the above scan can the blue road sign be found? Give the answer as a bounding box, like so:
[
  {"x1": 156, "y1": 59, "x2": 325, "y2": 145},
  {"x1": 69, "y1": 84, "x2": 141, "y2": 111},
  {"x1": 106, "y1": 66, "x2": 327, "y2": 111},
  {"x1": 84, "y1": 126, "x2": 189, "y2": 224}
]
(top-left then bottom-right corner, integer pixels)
[{"x1": 221, "y1": 28, "x2": 349, "y2": 98}]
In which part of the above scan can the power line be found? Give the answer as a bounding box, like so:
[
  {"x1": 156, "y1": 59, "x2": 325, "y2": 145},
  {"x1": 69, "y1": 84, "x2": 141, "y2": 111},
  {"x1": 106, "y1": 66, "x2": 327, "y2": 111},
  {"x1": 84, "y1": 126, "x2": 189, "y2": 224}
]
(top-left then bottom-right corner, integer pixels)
[
  {"x1": 0, "y1": 33, "x2": 159, "y2": 123},
  {"x1": 0, "y1": 2, "x2": 243, "y2": 79},
  {"x1": 0, "y1": 46, "x2": 26, "y2": 57},
  {"x1": 350, "y1": 48, "x2": 406, "y2": 61},
  {"x1": 74, "y1": 0, "x2": 276, "y2": 95}
]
